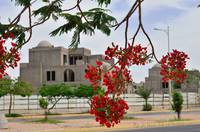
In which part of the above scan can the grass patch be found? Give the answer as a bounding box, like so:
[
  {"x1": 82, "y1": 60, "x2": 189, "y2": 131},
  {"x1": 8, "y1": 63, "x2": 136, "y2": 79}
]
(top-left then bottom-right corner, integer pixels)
[
  {"x1": 47, "y1": 112, "x2": 62, "y2": 115},
  {"x1": 74, "y1": 111, "x2": 90, "y2": 114},
  {"x1": 168, "y1": 118, "x2": 191, "y2": 122},
  {"x1": 123, "y1": 116, "x2": 137, "y2": 120},
  {"x1": 5, "y1": 113, "x2": 23, "y2": 117},
  {"x1": 32, "y1": 118, "x2": 64, "y2": 124}
]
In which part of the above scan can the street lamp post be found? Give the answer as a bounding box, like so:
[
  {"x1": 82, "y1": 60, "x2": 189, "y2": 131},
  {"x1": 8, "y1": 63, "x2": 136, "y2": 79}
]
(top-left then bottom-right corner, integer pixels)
[{"x1": 154, "y1": 26, "x2": 172, "y2": 103}]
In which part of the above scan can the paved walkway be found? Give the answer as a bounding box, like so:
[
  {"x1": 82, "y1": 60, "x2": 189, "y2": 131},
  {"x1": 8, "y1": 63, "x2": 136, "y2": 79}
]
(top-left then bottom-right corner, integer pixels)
[{"x1": 1, "y1": 109, "x2": 200, "y2": 132}]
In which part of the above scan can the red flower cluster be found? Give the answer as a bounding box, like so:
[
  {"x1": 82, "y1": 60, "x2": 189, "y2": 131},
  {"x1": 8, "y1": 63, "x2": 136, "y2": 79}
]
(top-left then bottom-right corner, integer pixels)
[
  {"x1": 85, "y1": 43, "x2": 149, "y2": 127},
  {"x1": 160, "y1": 49, "x2": 189, "y2": 83},
  {"x1": 85, "y1": 61, "x2": 102, "y2": 90},
  {"x1": 0, "y1": 32, "x2": 20, "y2": 78},
  {"x1": 103, "y1": 66, "x2": 131, "y2": 96},
  {"x1": 105, "y1": 43, "x2": 148, "y2": 68},
  {"x1": 90, "y1": 95, "x2": 129, "y2": 127}
]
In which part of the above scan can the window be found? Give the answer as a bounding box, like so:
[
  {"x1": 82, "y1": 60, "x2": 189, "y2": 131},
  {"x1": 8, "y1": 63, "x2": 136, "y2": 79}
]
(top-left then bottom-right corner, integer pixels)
[
  {"x1": 64, "y1": 69, "x2": 75, "y2": 82},
  {"x1": 47, "y1": 71, "x2": 51, "y2": 81},
  {"x1": 52, "y1": 71, "x2": 55, "y2": 81},
  {"x1": 69, "y1": 56, "x2": 74, "y2": 65},
  {"x1": 79, "y1": 56, "x2": 82, "y2": 60},
  {"x1": 162, "y1": 82, "x2": 169, "y2": 89},
  {"x1": 69, "y1": 55, "x2": 82, "y2": 65},
  {"x1": 63, "y1": 55, "x2": 67, "y2": 65},
  {"x1": 46, "y1": 71, "x2": 56, "y2": 81},
  {"x1": 64, "y1": 70, "x2": 68, "y2": 82}
]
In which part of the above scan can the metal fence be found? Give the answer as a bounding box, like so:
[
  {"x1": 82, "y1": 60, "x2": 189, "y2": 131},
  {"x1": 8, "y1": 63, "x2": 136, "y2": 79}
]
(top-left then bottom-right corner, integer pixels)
[{"x1": 0, "y1": 93, "x2": 199, "y2": 111}]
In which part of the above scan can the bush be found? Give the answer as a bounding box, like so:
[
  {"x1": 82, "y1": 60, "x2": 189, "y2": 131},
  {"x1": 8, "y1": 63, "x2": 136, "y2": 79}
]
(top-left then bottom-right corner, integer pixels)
[
  {"x1": 39, "y1": 97, "x2": 48, "y2": 109},
  {"x1": 172, "y1": 91, "x2": 183, "y2": 119},
  {"x1": 142, "y1": 103, "x2": 152, "y2": 111},
  {"x1": 5, "y1": 113, "x2": 23, "y2": 117},
  {"x1": 136, "y1": 87, "x2": 152, "y2": 111},
  {"x1": 39, "y1": 97, "x2": 48, "y2": 120}
]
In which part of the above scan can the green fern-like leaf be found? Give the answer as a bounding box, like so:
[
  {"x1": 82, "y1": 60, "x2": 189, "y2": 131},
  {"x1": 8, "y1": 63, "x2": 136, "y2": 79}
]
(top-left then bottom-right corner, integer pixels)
[
  {"x1": 70, "y1": 29, "x2": 80, "y2": 48},
  {"x1": 12, "y1": 0, "x2": 31, "y2": 6},
  {"x1": 95, "y1": 0, "x2": 111, "y2": 6}
]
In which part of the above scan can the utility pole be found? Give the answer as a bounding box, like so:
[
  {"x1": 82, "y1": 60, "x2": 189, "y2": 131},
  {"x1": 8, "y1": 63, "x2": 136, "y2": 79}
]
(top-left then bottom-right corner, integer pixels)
[{"x1": 154, "y1": 26, "x2": 172, "y2": 103}]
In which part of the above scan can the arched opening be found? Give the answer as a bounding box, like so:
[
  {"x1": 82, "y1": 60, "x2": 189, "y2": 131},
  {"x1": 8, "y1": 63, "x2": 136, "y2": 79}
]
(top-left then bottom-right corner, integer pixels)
[{"x1": 64, "y1": 69, "x2": 75, "y2": 82}]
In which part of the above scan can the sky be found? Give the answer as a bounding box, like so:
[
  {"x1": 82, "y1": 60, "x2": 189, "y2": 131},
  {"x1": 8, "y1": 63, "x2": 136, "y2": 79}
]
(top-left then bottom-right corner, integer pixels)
[{"x1": 0, "y1": 0, "x2": 200, "y2": 83}]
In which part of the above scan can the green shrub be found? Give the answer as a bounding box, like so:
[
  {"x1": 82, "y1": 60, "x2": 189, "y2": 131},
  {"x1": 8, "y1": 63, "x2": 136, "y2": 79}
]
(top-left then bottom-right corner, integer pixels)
[
  {"x1": 39, "y1": 97, "x2": 48, "y2": 120},
  {"x1": 5, "y1": 113, "x2": 23, "y2": 117},
  {"x1": 39, "y1": 97, "x2": 48, "y2": 109},
  {"x1": 136, "y1": 87, "x2": 152, "y2": 111},
  {"x1": 171, "y1": 91, "x2": 183, "y2": 119},
  {"x1": 142, "y1": 103, "x2": 152, "y2": 111}
]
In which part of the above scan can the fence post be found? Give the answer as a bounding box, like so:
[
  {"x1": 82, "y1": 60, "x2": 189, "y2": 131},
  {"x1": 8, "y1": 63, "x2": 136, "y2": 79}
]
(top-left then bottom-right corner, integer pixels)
[
  {"x1": 186, "y1": 92, "x2": 189, "y2": 109},
  {"x1": 195, "y1": 93, "x2": 197, "y2": 106},
  {"x1": 162, "y1": 93, "x2": 164, "y2": 109},
  {"x1": 3, "y1": 96, "x2": 5, "y2": 110},
  {"x1": 153, "y1": 92, "x2": 155, "y2": 108},
  {"x1": 13, "y1": 95, "x2": 15, "y2": 113},
  {"x1": 27, "y1": 96, "x2": 30, "y2": 110},
  {"x1": 37, "y1": 95, "x2": 39, "y2": 110}
]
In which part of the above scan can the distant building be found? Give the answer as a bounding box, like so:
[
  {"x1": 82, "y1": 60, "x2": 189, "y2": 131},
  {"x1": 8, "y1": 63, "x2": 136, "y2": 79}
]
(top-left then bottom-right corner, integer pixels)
[
  {"x1": 133, "y1": 81, "x2": 145, "y2": 91},
  {"x1": 19, "y1": 40, "x2": 114, "y2": 92},
  {"x1": 144, "y1": 64, "x2": 200, "y2": 94},
  {"x1": 124, "y1": 83, "x2": 135, "y2": 94}
]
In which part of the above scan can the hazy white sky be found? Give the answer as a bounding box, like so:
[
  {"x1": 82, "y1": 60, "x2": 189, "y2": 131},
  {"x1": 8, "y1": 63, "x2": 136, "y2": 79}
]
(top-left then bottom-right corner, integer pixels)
[{"x1": 0, "y1": 0, "x2": 199, "y2": 83}]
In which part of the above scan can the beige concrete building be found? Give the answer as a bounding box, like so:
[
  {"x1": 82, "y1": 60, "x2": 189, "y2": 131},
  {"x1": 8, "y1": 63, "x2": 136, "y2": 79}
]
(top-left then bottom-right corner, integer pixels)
[
  {"x1": 19, "y1": 40, "x2": 114, "y2": 92},
  {"x1": 144, "y1": 64, "x2": 200, "y2": 94}
]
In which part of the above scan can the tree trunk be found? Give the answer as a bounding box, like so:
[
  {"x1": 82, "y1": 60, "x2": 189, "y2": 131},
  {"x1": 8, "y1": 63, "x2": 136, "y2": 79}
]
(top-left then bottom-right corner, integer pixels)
[
  {"x1": 8, "y1": 94, "x2": 12, "y2": 115},
  {"x1": 47, "y1": 97, "x2": 62, "y2": 114},
  {"x1": 67, "y1": 98, "x2": 69, "y2": 110},
  {"x1": 145, "y1": 99, "x2": 148, "y2": 108},
  {"x1": 177, "y1": 111, "x2": 181, "y2": 119},
  {"x1": 44, "y1": 109, "x2": 48, "y2": 120}
]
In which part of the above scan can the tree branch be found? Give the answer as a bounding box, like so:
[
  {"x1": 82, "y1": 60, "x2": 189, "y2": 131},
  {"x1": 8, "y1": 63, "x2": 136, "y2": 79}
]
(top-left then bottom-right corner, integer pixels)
[{"x1": 48, "y1": 97, "x2": 62, "y2": 112}]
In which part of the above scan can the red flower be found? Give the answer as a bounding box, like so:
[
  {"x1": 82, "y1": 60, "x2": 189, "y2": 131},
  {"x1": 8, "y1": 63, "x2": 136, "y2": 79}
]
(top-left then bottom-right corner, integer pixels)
[
  {"x1": 2, "y1": 33, "x2": 7, "y2": 39},
  {"x1": 11, "y1": 42, "x2": 17, "y2": 47},
  {"x1": 96, "y1": 61, "x2": 103, "y2": 66},
  {"x1": 9, "y1": 32, "x2": 14, "y2": 39}
]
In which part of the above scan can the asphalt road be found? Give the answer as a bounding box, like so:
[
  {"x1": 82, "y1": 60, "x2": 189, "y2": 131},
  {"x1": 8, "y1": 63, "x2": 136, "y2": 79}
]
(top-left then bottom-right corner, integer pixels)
[{"x1": 113, "y1": 124, "x2": 200, "y2": 132}]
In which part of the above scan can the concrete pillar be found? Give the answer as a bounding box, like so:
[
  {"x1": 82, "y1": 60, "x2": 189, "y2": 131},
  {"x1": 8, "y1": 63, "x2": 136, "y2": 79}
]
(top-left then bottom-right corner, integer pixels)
[{"x1": 0, "y1": 112, "x2": 8, "y2": 129}]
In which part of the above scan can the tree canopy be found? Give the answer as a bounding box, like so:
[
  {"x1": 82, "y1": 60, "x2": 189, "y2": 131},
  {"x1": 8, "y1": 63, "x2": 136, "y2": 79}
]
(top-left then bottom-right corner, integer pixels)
[
  {"x1": 1, "y1": 0, "x2": 117, "y2": 48},
  {"x1": 0, "y1": 79, "x2": 33, "y2": 97},
  {"x1": 75, "y1": 84, "x2": 104, "y2": 99},
  {"x1": 39, "y1": 83, "x2": 74, "y2": 98},
  {"x1": 39, "y1": 83, "x2": 75, "y2": 112},
  {"x1": 0, "y1": 78, "x2": 33, "y2": 114},
  {"x1": 0, "y1": 79, "x2": 12, "y2": 97}
]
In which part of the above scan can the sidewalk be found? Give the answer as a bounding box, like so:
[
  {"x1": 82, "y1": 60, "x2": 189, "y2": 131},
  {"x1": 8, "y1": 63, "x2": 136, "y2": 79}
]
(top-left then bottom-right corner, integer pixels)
[{"x1": 1, "y1": 108, "x2": 200, "y2": 132}]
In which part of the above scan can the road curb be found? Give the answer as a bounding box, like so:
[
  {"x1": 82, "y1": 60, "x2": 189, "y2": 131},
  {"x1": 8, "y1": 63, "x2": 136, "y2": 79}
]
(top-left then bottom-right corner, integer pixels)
[{"x1": 39, "y1": 119, "x2": 200, "y2": 132}]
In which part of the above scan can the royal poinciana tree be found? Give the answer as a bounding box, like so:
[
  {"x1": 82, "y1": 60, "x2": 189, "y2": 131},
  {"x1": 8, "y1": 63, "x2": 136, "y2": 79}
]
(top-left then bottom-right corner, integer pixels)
[{"x1": 0, "y1": 0, "x2": 189, "y2": 127}]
